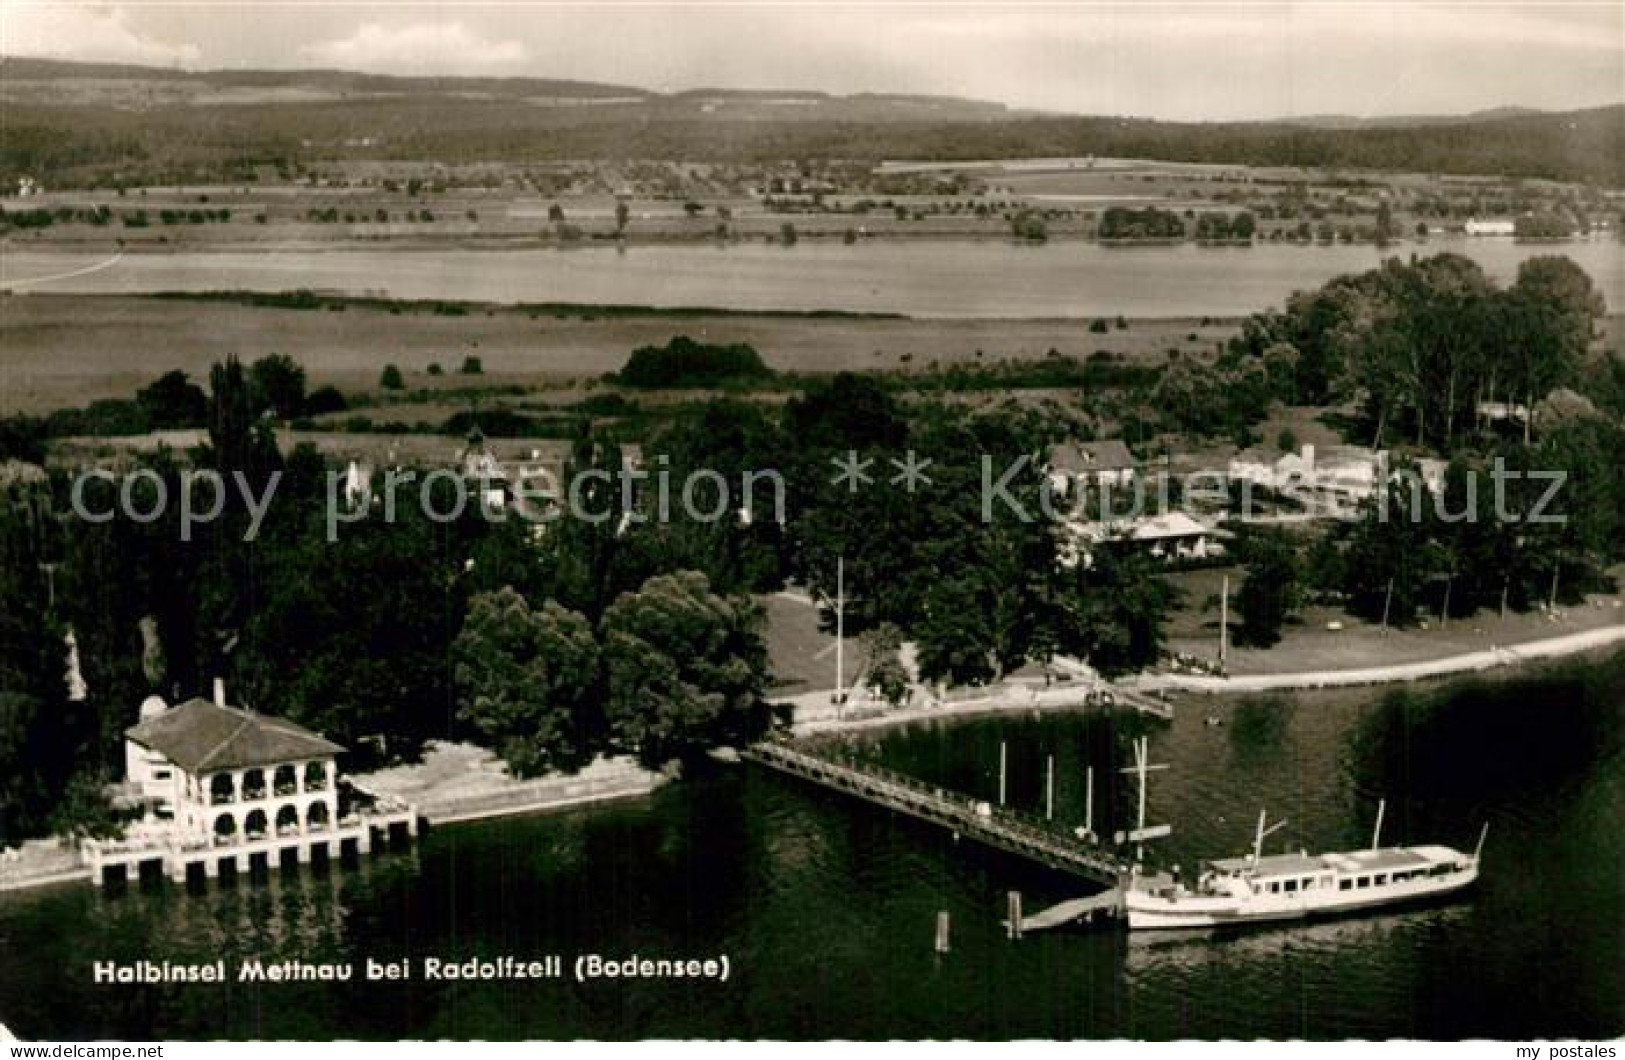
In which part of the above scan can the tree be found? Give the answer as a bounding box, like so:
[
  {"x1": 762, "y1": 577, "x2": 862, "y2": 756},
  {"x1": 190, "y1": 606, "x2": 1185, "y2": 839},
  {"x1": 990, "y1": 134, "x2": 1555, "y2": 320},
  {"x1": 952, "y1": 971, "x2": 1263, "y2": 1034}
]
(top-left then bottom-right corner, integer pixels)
[
  {"x1": 459, "y1": 356, "x2": 484, "y2": 376},
  {"x1": 0, "y1": 467, "x2": 83, "y2": 843},
  {"x1": 1339, "y1": 471, "x2": 1450, "y2": 627},
  {"x1": 600, "y1": 571, "x2": 771, "y2": 767},
  {"x1": 379, "y1": 364, "x2": 405, "y2": 390},
  {"x1": 1051, "y1": 547, "x2": 1172, "y2": 677},
  {"x1": 1010, "y1": 210, "x2": 1048, "y2": 242},
  {"x1": 915, "y1": 576, "x2": 1000, "y2": 687},
  {"x1": 622, "y1": 399, "x2": 790, "y2": 594},
  {"x1": 453, "y1": 589, "x2": 601, "y2": 776},
  {"x1": 1500, "y1": 256, "x2": 1605, "y2": 443},
  {"x1": 304, "y1": 385, "x2": 348, "y2": 416},
  {"x1": 616, "y1": 336, "x2": 772, "y2": 389},
  {"x1": 136, "y1": 370, "x2": 207, "y2": 430},
  {"x1": 232, "y1": 493, "x2": 465, "y2": 759},
  {"x1": 1233, "y1": 528, "x2": 1304, "y2": 647},
  {"x1": 249, "y1": 354, "x2": 307, "y2": 420},
  {"x1": 860, "y1": 622, "x2": 909, "y2": 707}
]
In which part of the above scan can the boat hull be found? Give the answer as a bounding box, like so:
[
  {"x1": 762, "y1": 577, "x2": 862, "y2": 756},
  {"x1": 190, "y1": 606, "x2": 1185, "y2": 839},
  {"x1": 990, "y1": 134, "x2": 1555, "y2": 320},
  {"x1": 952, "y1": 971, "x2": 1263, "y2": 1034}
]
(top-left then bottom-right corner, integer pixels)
[{"x1": 1126, "y1": 865, "x2": 1479, "y2": 930}]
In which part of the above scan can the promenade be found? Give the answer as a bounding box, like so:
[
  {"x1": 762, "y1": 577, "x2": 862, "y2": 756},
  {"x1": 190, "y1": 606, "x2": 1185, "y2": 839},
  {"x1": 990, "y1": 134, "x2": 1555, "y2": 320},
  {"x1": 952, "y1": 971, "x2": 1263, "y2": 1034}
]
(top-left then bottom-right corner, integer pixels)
[{"x1": 1129, "y1": 624, "x2": 1625, "y2": 694}]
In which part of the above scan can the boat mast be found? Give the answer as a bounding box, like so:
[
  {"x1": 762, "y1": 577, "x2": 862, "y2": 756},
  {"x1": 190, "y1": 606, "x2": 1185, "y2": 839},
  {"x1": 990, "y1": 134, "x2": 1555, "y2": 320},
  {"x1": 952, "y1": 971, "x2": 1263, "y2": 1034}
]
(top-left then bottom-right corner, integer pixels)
[
  {"x1": 1251, "y1": 808, "x2": 1287, "y2": 865},
  {"x1": 1474, "y1": 821, "x2": 1490, "y2": 862},
  {"x1": 1119, "y1": 736, "x2": 1169, "y2": 865},
  {"x1": 1370, "y1": 798, "x2": 1386, "y2": 852}
]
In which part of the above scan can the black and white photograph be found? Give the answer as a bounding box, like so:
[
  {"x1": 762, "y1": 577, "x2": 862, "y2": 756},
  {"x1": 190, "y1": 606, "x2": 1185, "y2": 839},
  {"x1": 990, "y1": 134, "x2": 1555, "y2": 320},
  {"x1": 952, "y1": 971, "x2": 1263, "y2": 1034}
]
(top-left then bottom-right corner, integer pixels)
[{"x1": 0, "y1": 0, "x2": 1621, "y2": 1044}]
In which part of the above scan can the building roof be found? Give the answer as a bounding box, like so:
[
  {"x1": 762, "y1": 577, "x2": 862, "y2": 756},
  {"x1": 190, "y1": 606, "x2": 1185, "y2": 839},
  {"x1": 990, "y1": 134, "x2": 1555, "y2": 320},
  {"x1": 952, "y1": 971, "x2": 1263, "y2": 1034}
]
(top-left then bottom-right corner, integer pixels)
[
  {"x1": 1048, "y1": 440, "x2": 1136, "y2": 474},
  {"x1": 1072, "y1": 511, "x2": 1212, "y2": 544},
  {"x1": 1129, "y1": 512, "x2": 1210, "y2": 541},
  {"x1": 125, "y1": 698, "x2": 343, "y2": 773},
  {"x1": 1210, "y1": 852, "x2": 1330, "y2": 878}
]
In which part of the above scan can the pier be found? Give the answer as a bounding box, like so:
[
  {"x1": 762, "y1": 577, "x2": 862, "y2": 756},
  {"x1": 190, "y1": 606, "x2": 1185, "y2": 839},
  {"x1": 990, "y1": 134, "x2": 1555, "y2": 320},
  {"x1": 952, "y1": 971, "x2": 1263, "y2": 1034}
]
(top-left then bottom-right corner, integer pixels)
[
  {"x1": 743, "y1": 742, "x2": 1126, "y2": 886},
  {"x1": 81, "y1": 803, "x2": 417, "y2": 888}
]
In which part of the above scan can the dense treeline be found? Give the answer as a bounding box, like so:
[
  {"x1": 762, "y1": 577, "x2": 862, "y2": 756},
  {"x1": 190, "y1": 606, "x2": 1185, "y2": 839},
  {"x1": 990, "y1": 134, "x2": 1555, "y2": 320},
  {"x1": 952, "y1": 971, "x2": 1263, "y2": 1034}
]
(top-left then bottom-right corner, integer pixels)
[{"x1": 1225, "y1": 253, "x2": 1606, "y2": 450}]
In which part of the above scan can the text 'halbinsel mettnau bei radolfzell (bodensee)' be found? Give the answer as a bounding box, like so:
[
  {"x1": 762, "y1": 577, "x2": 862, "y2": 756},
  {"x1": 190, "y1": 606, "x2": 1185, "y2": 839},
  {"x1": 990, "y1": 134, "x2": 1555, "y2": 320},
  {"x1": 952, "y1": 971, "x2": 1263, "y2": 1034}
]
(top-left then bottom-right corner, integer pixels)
[{"x1": 92, "y1": 955, "x2": 730, "y2": 984}]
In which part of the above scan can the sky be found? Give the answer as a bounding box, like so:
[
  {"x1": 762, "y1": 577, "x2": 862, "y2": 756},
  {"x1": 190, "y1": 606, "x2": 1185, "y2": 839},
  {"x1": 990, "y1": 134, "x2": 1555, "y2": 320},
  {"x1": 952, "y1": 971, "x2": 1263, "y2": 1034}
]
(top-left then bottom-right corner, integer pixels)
[{"x1": 1, "y1": 2, "x2": 1620, "y2": 121}]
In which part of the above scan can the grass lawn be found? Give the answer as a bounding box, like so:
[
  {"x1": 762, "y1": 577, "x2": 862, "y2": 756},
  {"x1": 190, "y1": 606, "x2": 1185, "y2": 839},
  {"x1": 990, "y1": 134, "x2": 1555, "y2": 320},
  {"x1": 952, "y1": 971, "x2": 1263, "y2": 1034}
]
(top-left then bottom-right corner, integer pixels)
[
  {"x1": 1160, "y1": 564, "x2": 1625, "y2": 676},
  {"x1": 758, "y1": 590, "x2": 863, "y2": 697}
]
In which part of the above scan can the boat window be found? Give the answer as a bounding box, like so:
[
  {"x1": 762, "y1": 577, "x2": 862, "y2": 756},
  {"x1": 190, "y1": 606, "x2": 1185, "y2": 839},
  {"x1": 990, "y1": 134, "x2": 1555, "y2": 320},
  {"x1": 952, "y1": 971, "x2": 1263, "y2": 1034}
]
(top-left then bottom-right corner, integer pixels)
[
  {"x1": 1301, "y1": 878, "x2": 1314, "y2": 890},
  {"x1": 1357, "y1": 876, "x2": 1370, "y2": 888},
  {"x1": 1268, "y1": 882, "x2": 1279, "y2": 893},
  {"x1": 1339, "y1": 879, "x2": 1353, "y2": 891},
  {"x1": 1373, "y1": 874, "x2": 1388, "y2": 885},
  {"x1": 1283, "y1": 879, "x2": 1298, "y2": 893}
]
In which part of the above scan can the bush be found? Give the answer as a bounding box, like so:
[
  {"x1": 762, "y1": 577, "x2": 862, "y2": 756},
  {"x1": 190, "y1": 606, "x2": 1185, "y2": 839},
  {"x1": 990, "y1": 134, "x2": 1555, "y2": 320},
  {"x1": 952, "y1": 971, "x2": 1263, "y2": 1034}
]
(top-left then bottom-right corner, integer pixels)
[
  {"x1": 1089, "y1": 319, "x2": 1110, "y2": 334},
  {"x1": 304, "y1": 385, "x2": 349, "y2": 416},
  {"x1": 379, "y1": 365, "x2": 405, "y2": 390},
  {"x1": 459, "y1": 356, "x2": 484, "y2": 375},
  {"x1": 615, "y1": 336, "x2": 775, "y2": 389}
]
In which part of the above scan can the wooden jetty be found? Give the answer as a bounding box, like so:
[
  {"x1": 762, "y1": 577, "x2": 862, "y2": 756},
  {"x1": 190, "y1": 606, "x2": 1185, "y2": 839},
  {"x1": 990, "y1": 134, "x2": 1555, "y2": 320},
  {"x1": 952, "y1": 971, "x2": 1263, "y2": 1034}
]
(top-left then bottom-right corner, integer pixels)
[{"x1": 743, "y1": 742, "x2": 1125, "y2": 886}]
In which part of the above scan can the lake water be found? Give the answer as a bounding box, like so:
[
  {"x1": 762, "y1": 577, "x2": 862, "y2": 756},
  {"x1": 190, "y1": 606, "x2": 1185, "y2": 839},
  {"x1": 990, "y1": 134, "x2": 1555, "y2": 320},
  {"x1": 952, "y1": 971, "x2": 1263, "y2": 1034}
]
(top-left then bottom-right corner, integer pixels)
[
  {"x1": 2, "y1": 238, "x2": 1619, "y2": 318},
  {"x1": 1, "y1": 659, "x2": 1620, "y2": 1040}
]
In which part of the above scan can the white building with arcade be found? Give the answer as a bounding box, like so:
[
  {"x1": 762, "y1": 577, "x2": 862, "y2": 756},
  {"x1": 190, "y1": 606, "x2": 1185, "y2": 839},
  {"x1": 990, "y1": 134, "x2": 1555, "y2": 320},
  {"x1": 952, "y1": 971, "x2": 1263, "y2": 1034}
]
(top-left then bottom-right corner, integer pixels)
[{"x1": 85, "y1": 684, "x2": 415, "y2": 887}]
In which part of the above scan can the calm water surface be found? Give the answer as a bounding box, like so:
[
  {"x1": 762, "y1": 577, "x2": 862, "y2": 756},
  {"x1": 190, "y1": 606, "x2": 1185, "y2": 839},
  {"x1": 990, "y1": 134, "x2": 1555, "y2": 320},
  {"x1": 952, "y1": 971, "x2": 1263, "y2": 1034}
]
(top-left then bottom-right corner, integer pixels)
[
  {"x1": 0, "y1": 663, "x2": 1620, "y2": 1040},
  {"x1": 3, "y1": 239, "x2": 1619, "y2": 317}
]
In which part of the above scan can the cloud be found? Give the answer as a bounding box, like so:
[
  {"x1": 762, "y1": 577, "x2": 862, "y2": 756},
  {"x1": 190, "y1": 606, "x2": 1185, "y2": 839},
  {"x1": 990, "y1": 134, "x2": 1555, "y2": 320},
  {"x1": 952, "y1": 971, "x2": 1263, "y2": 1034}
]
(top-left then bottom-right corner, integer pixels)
[
  {"x1": 1, "y1": 3, "x2": 201, "y2": 66},
  {"x1": 299, "y1": 22, "x2": 527, "y2": 74}
]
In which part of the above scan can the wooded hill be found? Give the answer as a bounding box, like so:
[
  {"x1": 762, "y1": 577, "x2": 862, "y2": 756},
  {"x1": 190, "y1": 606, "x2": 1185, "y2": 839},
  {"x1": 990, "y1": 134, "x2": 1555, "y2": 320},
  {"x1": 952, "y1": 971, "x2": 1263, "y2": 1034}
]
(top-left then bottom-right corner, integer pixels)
[{"x1": 2, "y1": 57, "x2": 1620, "y2": 186}]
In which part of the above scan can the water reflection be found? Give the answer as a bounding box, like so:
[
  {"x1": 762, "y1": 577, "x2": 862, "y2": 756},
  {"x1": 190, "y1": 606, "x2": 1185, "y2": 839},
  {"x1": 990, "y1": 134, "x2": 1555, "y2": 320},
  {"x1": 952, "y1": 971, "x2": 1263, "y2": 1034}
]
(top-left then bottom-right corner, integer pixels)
[
  {"x1": 1122, "y1": 903, "x2": 1475, "y2": 976},
  {"x1": 0, "y1": 657, "x2": 1620, "y2": 1038}
]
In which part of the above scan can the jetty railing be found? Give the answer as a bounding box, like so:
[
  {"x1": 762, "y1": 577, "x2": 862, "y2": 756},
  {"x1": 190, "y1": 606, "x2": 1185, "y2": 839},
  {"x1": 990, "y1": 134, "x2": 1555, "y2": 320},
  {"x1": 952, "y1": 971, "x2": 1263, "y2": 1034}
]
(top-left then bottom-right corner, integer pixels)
[{"x1": 743, "y1": 741, "x2": 1125, "y2": 886}]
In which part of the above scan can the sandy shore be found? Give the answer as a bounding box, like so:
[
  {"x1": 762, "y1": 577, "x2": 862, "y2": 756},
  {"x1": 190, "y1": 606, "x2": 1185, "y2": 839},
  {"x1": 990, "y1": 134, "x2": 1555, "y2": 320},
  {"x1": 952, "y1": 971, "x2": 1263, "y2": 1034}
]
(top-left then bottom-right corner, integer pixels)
[{"x1": 352, "y1": 741, "x2": 666, "y2": 825}]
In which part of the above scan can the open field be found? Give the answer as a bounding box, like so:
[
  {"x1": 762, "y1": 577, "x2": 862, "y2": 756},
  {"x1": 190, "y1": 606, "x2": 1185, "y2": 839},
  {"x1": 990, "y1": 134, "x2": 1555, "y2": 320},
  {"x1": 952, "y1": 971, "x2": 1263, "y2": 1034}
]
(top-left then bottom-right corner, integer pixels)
[{"x1": 0, "y1": 292, "x2": 1237, "y2": 413}]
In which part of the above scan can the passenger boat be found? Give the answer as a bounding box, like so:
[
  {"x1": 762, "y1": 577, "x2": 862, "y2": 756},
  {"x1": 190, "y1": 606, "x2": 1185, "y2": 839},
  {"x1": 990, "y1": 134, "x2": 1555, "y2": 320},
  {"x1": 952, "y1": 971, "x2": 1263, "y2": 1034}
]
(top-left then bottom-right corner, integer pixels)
[{"x1": 1123, "y1": 804, "x2": 1485, "y2": 931}]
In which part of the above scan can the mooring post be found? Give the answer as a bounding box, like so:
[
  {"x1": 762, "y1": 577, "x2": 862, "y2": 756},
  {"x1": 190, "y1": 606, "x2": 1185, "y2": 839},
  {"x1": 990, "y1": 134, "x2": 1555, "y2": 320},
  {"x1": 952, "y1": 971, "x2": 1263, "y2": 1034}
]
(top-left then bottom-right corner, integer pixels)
[
  {"x1": 935, "y1": 910, "x2": 951, "y2": 954},
  {"x1": 998, "y1": 741, "x2": 1007, "y2": 807},
  {"x1": 1045, "y1": 754, "x2": 1055, "y2": 821},
  {"x1": 1006, "y1": 891, "x2": 1023, "y2": 939},
  {"x1": 1085, "y1": 765, "x2": 1094, "y2": 839}
]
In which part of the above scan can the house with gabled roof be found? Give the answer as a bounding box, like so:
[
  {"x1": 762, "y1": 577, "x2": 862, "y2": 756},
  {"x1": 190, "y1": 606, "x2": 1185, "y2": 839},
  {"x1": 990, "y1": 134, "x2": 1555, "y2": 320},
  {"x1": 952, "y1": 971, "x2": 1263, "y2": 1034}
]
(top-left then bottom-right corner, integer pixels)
[
  {"x1": 83, "y1": 682, "x2": 415, "y2": 888},
  {"x1": 1046, "y1": 439, "x2": 1138, "y2": 494},
  {"x1": 124, "y1": 682, "x2": 344, "y2": 844}
]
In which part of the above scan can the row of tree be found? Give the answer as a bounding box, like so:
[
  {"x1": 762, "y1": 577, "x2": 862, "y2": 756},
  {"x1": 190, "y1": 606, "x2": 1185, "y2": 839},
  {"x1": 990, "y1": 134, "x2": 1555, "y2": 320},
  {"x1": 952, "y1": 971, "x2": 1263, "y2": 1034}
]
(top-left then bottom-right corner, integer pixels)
[
  {"x1": 1230, "y1": 423, "x2": 1625, "y2": 646},
  {"x1": 1226, "y1": 253, "x2": 1605, "y2": 450}
]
